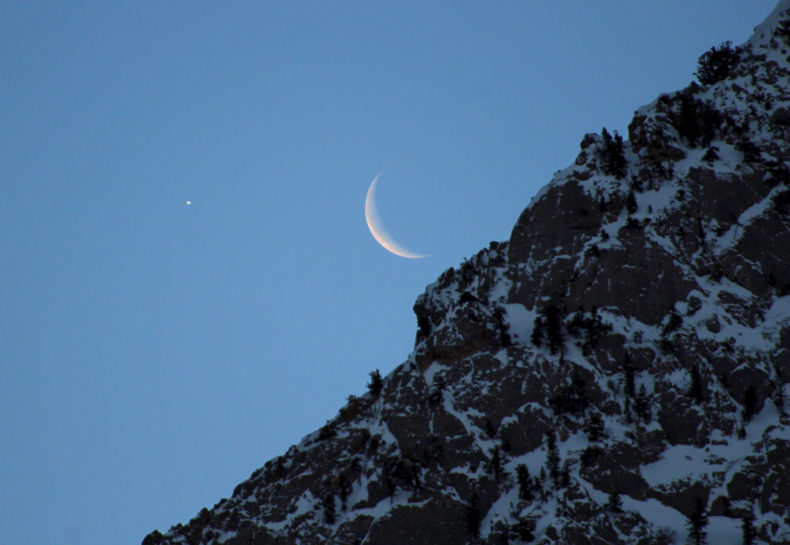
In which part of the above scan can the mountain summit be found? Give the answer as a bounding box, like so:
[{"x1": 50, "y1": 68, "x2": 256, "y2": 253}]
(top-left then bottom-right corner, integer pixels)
[{"x1": 144, "y1": 3, "x2": 790, "y2": 544}]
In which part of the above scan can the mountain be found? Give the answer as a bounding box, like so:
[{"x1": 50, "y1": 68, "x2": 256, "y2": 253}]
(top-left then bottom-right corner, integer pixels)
[{"x1": 143, "y1": 3, "x2": 790, "y2": 544}]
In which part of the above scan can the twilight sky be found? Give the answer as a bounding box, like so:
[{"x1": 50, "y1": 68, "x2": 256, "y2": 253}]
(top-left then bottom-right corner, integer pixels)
[{"x1": 0, "y1": 2, "x2": 778, "y2": 544}]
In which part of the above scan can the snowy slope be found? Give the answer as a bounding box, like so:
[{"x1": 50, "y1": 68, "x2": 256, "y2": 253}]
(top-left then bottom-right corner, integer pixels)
[{"x1": 144, "y1": 2, "x2": 790, "y2": 544}]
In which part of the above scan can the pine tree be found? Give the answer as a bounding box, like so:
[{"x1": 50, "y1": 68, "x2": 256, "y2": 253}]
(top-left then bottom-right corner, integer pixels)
[
  {"x1": 485, "y1": 418, "x2": 497, "y2": 438},
  {"x1": 584, "y1": 412, "x2": 605, "y2": 442},
  {"x1": 428, "y1": 376, "x2": 445, "y2": 407},
  {"x1": 544, "y1": 305, "x2": 564, "y2": 355},
  {"x1": 570, "y1": 373, "x2": 590, "y2": 414},
  {"x1": 599, "y1": 128, "x2": 628, "y2": 178},
  {"x1": 367, "y1": 369, "x2": 383, "y2": 398},
  {"x1": 489, "y1": 447, "x2": 503, "y2": 482},
  {"x1": 742, "y1": 386, "x2": 757, "y2": 422},
  {"x1": 545, "y1": 429, "x2": 560, "y2": 488},
  {"x1": 516, "y1": 464, "x2": 533, "y2": 501},
  {"x1": 689, "y1": 366, "x2": 704, "y2": 404},
  {"x1": 606, "y1": 491, "x2": 623, "y2": 513},
  {"x1": 511, "y1": 519, "x2": 535, "y2": 542},
  {"x1": 626, "y1": 190, "x2": 638, "y2": 214},
  {"x1": 772, "y1": 360, "x2": 787, "y2": 415},
  {"x1": 703, "y1": 146, "x2": 720, "y2": 164},
  {"x1": 409, "y1": 465, "x2": 422, "y2": 496},
  {"x1": 676, "y1": 93, "x2": 720, "y2": 147},
  {"x1": 776, "y1": 380, "x2": 787, "y2": 416},
  {"x1": 465, "y1": 493, "x2": 482, "y2": 537},
  {"x1": 623, "y1": 352, "x2": 636, "y2": 399},
  {"x1": 322, "y1": 492, "x2": 336, "y2": 524},
  {"x1": 338, "y1": 474, "x2": 351, "y2": 511},
  {"x1": 531, "y1": 316, "x2": 544, "y2": 348},
  {"x1": 583, "y1": 305, "x2": 608, "y2": 349},
  {"x1": 634, "y1": 384, "x2": 651, "y2": 423},
  {"x1": 686, "y1": 498, "x2": 709, "y2": 545},
  {"x1": 560, "y1": 459, "x2": 571, "y2": 488},
  {"x1": 383, "y1": 464, "x2": 396, "y2": 499},
  {"x1": 695, "y1": 41, "x2": 740, "y2": 85},
  {"x1": 741, "y1": 513, "x2": 756, "y2": 545}
]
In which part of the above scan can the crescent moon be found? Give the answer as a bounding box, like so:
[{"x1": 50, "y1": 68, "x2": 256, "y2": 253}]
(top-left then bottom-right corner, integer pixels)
[{"x1": 365, "y1": 173, "x2": 428, "y2": 259}]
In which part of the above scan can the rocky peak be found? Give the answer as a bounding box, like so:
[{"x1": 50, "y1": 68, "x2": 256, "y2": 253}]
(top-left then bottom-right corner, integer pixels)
[{"x1": 144, "y1": 3, "x2": 790, "y2": 544}]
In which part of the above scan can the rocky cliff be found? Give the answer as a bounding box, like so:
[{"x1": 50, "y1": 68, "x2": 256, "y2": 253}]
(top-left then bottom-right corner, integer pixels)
[{"x1": 144, "y1": 3, "x2": 790, "y2": 544}]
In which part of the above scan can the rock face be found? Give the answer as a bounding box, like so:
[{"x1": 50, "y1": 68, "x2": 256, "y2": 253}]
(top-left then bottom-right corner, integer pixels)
[{"x1": 144, "y1": 3, "x2": 790, "y2": 544}]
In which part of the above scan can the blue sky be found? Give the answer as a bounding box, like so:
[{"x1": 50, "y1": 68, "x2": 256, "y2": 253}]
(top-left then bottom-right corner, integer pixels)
[{"x1": 0, "y1": 2, "x2": 778, "y2": 543}]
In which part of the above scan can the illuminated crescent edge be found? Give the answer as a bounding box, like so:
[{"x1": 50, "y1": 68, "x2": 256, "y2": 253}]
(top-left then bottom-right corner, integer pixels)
[{"x1": 365, "y1": 173, "x2": 428, "y2": 259}]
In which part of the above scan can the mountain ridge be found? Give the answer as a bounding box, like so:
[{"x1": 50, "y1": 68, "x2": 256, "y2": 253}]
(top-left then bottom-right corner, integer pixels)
[{"x1": 144, "y1": 2, "x2": 790, "y2": 544}]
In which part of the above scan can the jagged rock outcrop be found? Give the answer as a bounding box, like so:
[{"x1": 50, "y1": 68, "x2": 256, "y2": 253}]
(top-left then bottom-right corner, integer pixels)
[{"x1": 144, "y1": 3, "x2": 790, "y2": 544}]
